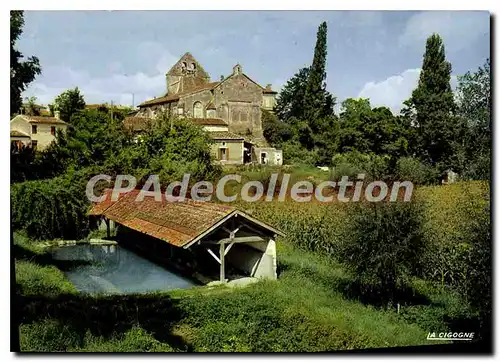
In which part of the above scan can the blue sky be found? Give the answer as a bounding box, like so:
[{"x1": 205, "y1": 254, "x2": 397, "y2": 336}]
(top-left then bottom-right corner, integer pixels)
[{"x1": 19, "y1": 10, "x2": 490, "y2": 113}]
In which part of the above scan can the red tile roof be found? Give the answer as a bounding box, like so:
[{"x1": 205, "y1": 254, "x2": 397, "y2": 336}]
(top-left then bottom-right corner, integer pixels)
[
  {"x1": 88, "y1": 189, "x2": 236, "y2": 247},
  {"x1": 10, "y1": 130, "x2": 30, "y2": 138},
  {"x1": 209, "y1": 131, "x2": 244, "y2": 140},
  {"x1": 23, "y1": 116, "x2": 68, "y2": 125},
  {"x1": 123, "y1": 116, "x2": 154, "y2": 132},
  {"x1": 263, "y1": 89, "x2": 277, "y2": 94},
  {"x1": 189, "y1": 118, "x2": 227, "y2": 126},
  {"x1": 139, "y1": 82, "x2": 220, "y2": 108}
]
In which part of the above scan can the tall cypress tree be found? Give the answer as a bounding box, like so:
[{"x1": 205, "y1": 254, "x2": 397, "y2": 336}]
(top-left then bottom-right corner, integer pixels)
[
  {"x1": 404, "y1": 33, "x2": 458, "y2": 170},
  {"x1": 303, "y1": 21, "x2": 334, "y2": 130}
]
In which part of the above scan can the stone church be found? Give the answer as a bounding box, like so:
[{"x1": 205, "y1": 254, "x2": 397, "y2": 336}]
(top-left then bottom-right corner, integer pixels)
[{"x1": 128, "y1": 52, "x2": 282, "y2": 166}]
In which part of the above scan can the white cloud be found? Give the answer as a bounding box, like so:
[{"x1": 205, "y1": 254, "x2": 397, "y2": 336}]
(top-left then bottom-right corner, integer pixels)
[
  {"x1": 399, "y1": 11, "x2": 489, "y2": 53},
  {"x1": 358, "y1": 69, "x2": 421, "y2": 113},
  {"x1": 22, "y1": 44, "x2": 178, "y2": 107},
  {"x1": 358, "y1": 68, "x2": 458, "y2": 114},
  {"x1": 22, "y1": 66, "x2": 166, "y2": 107}
]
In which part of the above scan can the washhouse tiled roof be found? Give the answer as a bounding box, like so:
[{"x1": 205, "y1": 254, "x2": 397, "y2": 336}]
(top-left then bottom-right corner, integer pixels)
[{"x1": 88, "y1": 189, "x2": 283, "y2": 248}]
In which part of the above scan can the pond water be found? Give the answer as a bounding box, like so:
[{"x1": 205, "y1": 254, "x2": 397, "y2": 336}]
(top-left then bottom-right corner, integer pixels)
[{"x1": 50, "y1": 244, "x2": 197, "y2": 294}]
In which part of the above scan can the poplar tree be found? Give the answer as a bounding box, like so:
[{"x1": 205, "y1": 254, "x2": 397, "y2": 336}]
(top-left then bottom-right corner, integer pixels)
[
  {"x1": 403, "y1": 34, "x2": 458, "y2": 170},
  {"x1": 303, "y1": 21, "x2": 335, "y2": 131}
]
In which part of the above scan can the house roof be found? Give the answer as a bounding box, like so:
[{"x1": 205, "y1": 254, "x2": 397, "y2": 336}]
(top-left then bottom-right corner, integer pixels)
[
  {"x1": 139, "y1": 82, "x2": 219, "y2": 108},
  {"x1": 10, "y1": 130, "x2": 30, "y2": 138},
  {"x1": 123, "y1": 116, "x2": 154, "y2": 132},
  {"x1": 22, "y1": 116, "x2": 68, "y2": 125},
  {"x1": 88, "y1": 189, "x2": 283, "y2": 248},
  {"x1": 263, "y1": 89, "x2": 277, "y2": 94},
  {"x1": 189, "y1": 118, "x2": 227, "y2": 126},
  {"x1": 209, "y1": 131, "x2": 245, "y2": 140}
]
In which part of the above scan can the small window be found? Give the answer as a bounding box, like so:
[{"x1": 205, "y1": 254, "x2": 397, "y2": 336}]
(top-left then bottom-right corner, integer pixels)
[
  {"x1": 51, "y1": 126, "x2": 56, "y2": 135},
  {"x1": 32, "y1": 125, "x2": 37, "y2": 134},
  {"x1": 31, "y1": 140, "x2": 38, "y2": 150}
]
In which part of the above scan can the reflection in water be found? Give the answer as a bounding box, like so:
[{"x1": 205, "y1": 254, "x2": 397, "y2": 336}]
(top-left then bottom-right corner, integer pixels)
[{"x1": 51, "y1": 244, "x2": 196, "y2": 294}]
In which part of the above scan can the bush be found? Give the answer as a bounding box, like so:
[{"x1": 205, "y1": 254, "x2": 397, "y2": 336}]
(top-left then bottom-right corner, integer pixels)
[
  {"x1": 330, "y1": 152, "x2": 390, "y2": 181},
  {"x1": 281, "y1": 140, "x2": 319, "y2": 166},
  {"x1": 11, "y1": 168, "x2": 92, "y2": 240},
  {"x1": 338, "y1": 201, "x2": 426, "y2": 305},
  {"x1": 395, "y1": 157, "x2": 440, "y2": 185}
]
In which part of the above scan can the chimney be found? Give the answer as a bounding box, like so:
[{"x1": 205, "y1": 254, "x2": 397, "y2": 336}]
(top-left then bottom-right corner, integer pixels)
[
  {"x1": 266, "y1": 84, "x2": 272, "y2": 90},
  {"x1": 220, "y1": 75, "x2": 224, "y2": 81}
]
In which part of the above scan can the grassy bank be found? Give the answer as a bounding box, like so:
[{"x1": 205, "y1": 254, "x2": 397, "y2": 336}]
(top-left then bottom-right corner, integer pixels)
[
  {"x1": 14, "y1": 180, "x2": 488, "y2": 352},
  {"x1": 15, "y1": 233, "x2": 444, "y2": 352}
]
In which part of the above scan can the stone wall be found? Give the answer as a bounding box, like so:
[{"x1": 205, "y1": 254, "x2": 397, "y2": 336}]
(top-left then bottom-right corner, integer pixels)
[
  {"x1": 213, "y1": 73, "x2": 263, "y2": 139},
  {"x1": 210, "y1": 139, "x2": 244, "y2": 165}
]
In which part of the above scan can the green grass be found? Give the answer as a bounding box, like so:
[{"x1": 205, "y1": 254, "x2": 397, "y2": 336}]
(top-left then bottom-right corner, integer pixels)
[
  {"x1": 174, "y1": 244, "x2": 439, "y2": 352},
  {"x1": 16, "y1": 181, "x2": 488, "y2": 351},
  {"x1": 15, "y1": 260, "x2": 77, "y2": 297}
]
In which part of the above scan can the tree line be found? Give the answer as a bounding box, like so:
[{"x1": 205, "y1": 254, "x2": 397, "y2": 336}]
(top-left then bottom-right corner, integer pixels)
[{"x1": 265, "y1": 22, "x2": 490, "y2": 182}]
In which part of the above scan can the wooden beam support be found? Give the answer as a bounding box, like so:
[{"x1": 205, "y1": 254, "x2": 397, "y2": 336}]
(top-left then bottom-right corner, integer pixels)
[
  {"x1": 224, "y1": 241, "x2": 235, "y2": 256},
  {"x1": 206, "y1": 248, "x2": 221, "y2": 264},
  {"x1": 204, "y1": 235, "x2": 267, "y2": 244},
  {"x1": 220, "y1": 242, "x2": 225, "y2": 283},
  {"x1": 239, "y1": 222, "x2": 267, "y2": 237},
  {"x1": 105, "y1": 218, "x2": 110, "y2": 238}
]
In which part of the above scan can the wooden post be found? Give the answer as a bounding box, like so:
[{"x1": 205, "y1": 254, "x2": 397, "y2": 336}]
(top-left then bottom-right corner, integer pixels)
[
  {"x1": 219, "y1": 242, "x2": 225, "y2": 283},
  {"x1": 105, "y1": 218, "x2": 110, "y2": 238}
]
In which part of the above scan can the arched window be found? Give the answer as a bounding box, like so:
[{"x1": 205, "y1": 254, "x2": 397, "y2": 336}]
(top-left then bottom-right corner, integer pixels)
[{"x1": 193, "y1": 102, "x2": 203, "y2": 118}]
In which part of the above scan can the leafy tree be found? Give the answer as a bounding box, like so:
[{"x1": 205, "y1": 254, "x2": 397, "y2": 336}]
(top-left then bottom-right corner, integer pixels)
[
  {"x1": 11, "y1": 11, "x2": 41, "y2": 116},
  {"x1": 337, "y1": 98, "x2": 372, "y2": 153},
  {"x1": 105, "y1": 116, "x2": 221, "y2": 185},
  {"x1": 456, "y1": 59, "x2": 491, "y2": 180},
  {"x1": 339, "y1": 201, "x2": 426, "y2": 306},
  {"x1": 402, "y1": 34, "x2": 458, "y2": 171},
  {"x1": 37, "y1": 108, "x2": 132, "y2": 177},
  {"x1": 303, "y1": 21, "x2": 336, "y2": 128},
  {"x1": 274, "y1": 67, "x2": 310, "y2": 122},
  {"x1": 54, "y1": 87, "x2": 86, "y2": 123},
  {"x1": 24, "y1": 96, "x2": 40, "y2": 116},
  {"x1": 261, "y1": 110, "x2": 293, "y2": 147},
  {"x1": 11, "y1": 142, "x2": 38, "y2": 183}
]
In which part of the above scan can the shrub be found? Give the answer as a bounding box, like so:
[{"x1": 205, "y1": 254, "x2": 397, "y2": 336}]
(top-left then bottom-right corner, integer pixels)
[
  {"x1": 281, "y1": 140, "x2": 319, "y2": 166},
  {"x1": 338, "y1": 201, "x2": 426, "y2": 305},
  {"x1": 395, "y1": 157, "x2": 440, "y2": 185},
  {"x1": 330, "y1": 152, "x2": 390, "y2": 181},
  {"x1": 11, "y1": 168, "x2": 92, "y2": 240}
]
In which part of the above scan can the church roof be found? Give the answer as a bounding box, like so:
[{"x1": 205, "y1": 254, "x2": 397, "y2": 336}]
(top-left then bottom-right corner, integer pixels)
[
  {"x1": 138, "y1": 82, "x2": 219, "y2": 108},
  {"x1": 189, "y1": 118, "x2": 227, "y2": 126}
]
